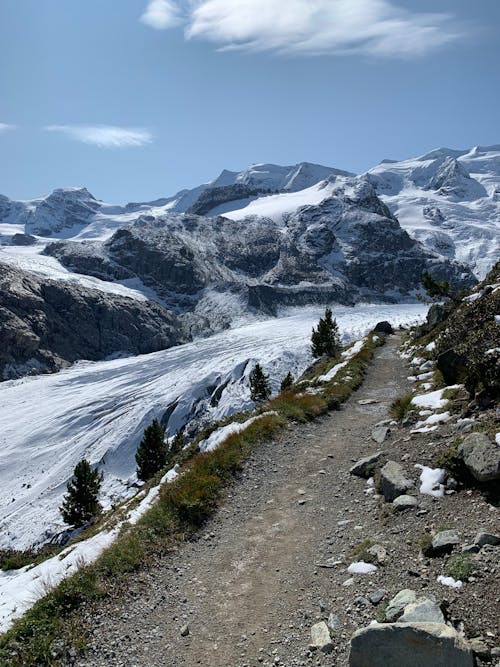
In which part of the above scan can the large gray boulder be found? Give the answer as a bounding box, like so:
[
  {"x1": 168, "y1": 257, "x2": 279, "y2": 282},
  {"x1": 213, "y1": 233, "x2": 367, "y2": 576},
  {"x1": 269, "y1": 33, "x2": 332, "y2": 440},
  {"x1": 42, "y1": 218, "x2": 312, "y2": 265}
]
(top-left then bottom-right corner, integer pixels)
[
  {"x1": 458, "y1": 433, "x2": 500, "y2": 482},
  {"x1": 349, "y1": 623, "x2": 474, "y2": 667},
  {"x1": 399, "y1": 600, "x2": 444, "y2": 624},
  {"x1": 379, "y1": 461, "x2": 414, "y2": 502},
  {"x1": 385, "y1": 589, "x2": 417, "y2": 622},
  {"x1": 431, "y1": 529, "x2": 461, "y2": 555}
]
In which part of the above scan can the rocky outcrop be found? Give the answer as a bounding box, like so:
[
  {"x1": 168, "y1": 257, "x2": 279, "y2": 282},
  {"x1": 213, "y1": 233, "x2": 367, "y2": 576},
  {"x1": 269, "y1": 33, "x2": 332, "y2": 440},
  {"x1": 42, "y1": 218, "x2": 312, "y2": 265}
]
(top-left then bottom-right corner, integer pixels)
[
  {"x1": 25, "y1": 188, "x2": 102, "y2": 236},
  {"x1": 458, "y1": 433, "x2": 500, "y2": 482},
  {"x1": 0, "y1": 263, "x2": 185, "y2": 379}
]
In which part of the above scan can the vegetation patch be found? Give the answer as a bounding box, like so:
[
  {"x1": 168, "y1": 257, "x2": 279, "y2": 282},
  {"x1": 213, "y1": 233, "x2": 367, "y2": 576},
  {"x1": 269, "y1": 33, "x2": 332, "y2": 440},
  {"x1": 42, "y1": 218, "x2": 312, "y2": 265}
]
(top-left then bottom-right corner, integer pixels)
[
  {"x1": 446, "y1": 554, "x2": 475, "y2": 582},
  {"x1": 390, "y1": 392, "x2": 414, "y2": 421}
]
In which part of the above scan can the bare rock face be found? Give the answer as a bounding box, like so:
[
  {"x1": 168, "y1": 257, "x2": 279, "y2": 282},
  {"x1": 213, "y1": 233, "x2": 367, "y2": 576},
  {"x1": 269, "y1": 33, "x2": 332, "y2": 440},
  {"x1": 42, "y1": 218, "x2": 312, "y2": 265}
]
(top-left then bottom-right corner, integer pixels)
[{"x1": 0, "y1": 263, "x2": 185, "y2": 379}]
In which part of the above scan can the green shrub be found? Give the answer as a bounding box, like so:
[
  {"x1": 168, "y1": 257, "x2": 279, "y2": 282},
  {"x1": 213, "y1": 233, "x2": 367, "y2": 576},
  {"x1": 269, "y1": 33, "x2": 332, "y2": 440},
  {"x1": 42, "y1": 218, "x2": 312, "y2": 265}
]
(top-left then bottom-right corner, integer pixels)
[
  {"x1": 390, "y1": 393, "x2": 414, "y2": 421},
  {"x1": 446, "y1": 554, "x2": 475, "y2": 581}
]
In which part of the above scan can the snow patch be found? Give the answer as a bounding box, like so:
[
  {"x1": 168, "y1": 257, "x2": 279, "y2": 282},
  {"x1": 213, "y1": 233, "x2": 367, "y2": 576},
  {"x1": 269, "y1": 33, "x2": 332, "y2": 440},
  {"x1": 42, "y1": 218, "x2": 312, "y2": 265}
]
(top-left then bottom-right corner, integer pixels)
[
  {"x1": 415, "y1": 465, "x2": 445, "y2": 498},
  {"x1": 347, "y1": 562, "x2": 378, "y2": 574},
  {"x1": 437, "y1": 575, "x2": 463, "y2": 589}
]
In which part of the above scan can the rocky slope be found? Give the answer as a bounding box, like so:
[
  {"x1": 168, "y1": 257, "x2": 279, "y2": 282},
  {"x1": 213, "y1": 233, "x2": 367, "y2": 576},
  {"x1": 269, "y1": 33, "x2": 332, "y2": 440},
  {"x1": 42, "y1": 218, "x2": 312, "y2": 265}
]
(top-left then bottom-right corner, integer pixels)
[{"x1": 0, "y1": 262, "x2": 184, "y2": 379}]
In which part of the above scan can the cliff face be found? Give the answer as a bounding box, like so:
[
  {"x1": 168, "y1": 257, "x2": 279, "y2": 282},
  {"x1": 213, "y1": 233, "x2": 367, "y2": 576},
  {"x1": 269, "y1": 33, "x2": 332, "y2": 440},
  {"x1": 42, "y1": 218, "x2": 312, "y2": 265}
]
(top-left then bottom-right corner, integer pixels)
[{"x1": 0, "y1": 263, "x2": 185, "y2": 379}]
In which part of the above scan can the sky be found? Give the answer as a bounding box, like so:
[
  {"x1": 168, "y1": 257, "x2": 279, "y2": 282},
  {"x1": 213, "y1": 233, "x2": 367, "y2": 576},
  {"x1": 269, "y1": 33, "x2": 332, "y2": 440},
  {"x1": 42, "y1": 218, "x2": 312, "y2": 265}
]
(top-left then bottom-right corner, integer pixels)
[{"x1": 0, "y1": 0, "x2": 499, "y2": 203}]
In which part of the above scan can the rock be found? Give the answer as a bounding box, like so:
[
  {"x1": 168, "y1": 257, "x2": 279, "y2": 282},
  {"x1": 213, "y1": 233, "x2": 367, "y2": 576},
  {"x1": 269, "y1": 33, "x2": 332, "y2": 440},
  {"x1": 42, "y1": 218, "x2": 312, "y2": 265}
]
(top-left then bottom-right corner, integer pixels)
[
  {"x1": 310, "y1": 621, "x2": 333, "y2": 654},
  {"x1": 327, "y1": 613, "x2": 341, "y2": 632},
  {"x1": 431, "y1": 530, "x2": 461, "y2": 555},
  {"x1": 373, "y1": 321, "x2": 394, "y2": 335},
  {"x1": 474, "y1": 532, "x2": 500, "y2": 548},
  {"x1": 427, "y1": 302, "x2": 453, "y2": 329},
  {"x1": 469, "y1": 638, "x2": 491, "y2": 660},
  {"x1": 349, "y1": 452, "x2": 383, "y2": 478},
  {"x1": 180, "y1": 624, "x2": 189, "y2": 637},
  {"x1": 379, "y1": 461, "x2": 414, "y2": 502},
  {"x1": 349, "y1": 622, "x2": 474, "y2": 667},
  {"x1": 461, "y1": 544, "x2": 480, "y2": 554},
  {"x1": 393, "y1": 495, "x2": 418, "y2": 511},
  {"x1": 458, "y1": 433, "x2": 500, "y2": 482},
  {"x1": 399, "y1": 599, "x2": 444, "y2": 624},
  {"x1": 367, "y1": 590, "x2": 386, "y2": 605},
  {"x1": 366, "y1": 544, "x2": 387, "y2": 565},
  {"x1": 385, "y1": 590, "x2": 417, "y2": 622},
  {"x1": 371, "y1": 426, "x2": 389, "y2": 444}
]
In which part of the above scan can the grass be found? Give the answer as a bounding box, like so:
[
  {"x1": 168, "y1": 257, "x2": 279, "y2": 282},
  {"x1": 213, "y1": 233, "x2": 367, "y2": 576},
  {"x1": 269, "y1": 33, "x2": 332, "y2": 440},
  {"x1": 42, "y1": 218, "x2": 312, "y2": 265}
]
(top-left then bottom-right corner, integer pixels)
[
  {"x1": 0, "y1": 546, "x2": 64, "y2": 572},
  {"x1": 390, "y1": 392, "x2": 414, "y2": 421},
  {"x1": 349, "y1": 539, "x2": 376, "y2": 564},
  {"x1": 0, "y1": 331, "x2": 386, "y2": 665},
  {"x1": 446, "y1": 554, "x2": 475, "y2": 582},
  {"x1": 433, "y1": 439, "x2": 465, "y2": 481},
  {"x1": 418, "y1": 533, "x2": 433, "y2": 557}
]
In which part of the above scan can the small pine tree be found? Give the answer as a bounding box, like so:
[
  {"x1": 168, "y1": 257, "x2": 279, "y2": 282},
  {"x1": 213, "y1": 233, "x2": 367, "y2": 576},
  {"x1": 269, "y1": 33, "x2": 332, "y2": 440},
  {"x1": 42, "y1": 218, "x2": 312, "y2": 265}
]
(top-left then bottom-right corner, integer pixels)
[
  {"x1": 280, "y1": 371, "x2": 294, "y2": 392},
  {"x1": 311, "y1": 307, "x2": 341, "y2": 358},
  {"x1": 421, "y1": 271, "x2": 453, "y2": 301},
  {"x1": 249, "y1": 363, "x2": 271, "y2": 403},
  {"x1": 60, "y1": 459, "x2": 103, "y2": 528},
  {"x1": 135, "y1": 419, "x2": 168, "y2": 482}
]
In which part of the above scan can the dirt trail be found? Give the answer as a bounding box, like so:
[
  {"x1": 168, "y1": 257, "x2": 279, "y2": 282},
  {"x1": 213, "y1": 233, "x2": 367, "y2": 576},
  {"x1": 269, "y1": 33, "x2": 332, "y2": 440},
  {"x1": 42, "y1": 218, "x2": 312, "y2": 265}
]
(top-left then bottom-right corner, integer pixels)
[{"x1": 77, "y1": 335, "x2": 411, "y2": 666}]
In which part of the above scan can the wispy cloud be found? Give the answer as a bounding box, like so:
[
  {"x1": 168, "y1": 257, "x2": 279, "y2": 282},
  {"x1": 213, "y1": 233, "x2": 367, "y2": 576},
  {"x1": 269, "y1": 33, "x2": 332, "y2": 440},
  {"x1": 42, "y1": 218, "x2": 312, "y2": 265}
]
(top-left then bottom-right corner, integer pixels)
[
  {"x1": 141, "y1": 0, "x2": 461, "y2": 58},
  {"x1": 45, "y1": 125, "x2": 154, "y2": 149},
  {"x1": 0, "y1": 123, "x2": 16, "y2": 133},
  {"x1": 140, "y1": 0, "x2": 183, "y2": 29}
]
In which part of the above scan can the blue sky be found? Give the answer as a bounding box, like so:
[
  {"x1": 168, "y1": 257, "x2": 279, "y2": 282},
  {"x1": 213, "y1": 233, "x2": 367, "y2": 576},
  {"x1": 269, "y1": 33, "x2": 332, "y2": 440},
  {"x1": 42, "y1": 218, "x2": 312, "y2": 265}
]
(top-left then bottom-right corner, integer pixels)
[{"x1": 0, "y1": 0, "x2": 499, "y2": 203}]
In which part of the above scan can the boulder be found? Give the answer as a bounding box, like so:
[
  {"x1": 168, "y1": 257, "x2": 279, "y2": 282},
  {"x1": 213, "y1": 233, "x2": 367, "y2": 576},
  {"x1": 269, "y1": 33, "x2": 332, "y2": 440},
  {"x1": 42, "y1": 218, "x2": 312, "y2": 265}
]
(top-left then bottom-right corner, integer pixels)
[
  {"x1": 474, "y1": 532, "x2": 500, "y2": 548},
  {"x1": 350, "y1": 452, "x2": 383, "y2": 478},
  {"x1": 349, "y1": 623, "x2": 474, "y2": 667},
  {"x1": 379, "y1": 461, "x2": 414, "y2": 502},
  {"x1": 373, "y1": 321, "x2": 394, "y2": 335},
  {"x1": 366, "y1": 544, "x2": 387, "y2": 565},
  {"x1": 385, "y1": 589, "x2": 417, "y2": 622},
  {"x1": 310, "y1": 621, "x2": 333, "y2": 653},
  {"x1": 431, "y1": 529, "x2": 461, "y2": 555},
  {"x1": 399, "y1": 599, "x2": 444, "y2": 624},
  {"x1": 393, "y1": 495, "x2": 418, "y2": 511},
  {"x1": 437, "y1": 349, "x2": 468, "y2": 386},
  {"x1": 458, "y1": 433, "x2": 500, "y2": 482}
]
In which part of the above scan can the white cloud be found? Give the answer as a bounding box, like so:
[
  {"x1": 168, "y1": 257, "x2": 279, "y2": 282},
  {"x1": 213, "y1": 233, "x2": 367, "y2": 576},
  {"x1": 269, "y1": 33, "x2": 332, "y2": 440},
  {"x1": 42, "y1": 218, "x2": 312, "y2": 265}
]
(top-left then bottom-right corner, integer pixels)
[
  {"x1": 140, "y1": 0, "x2": 183, "y2": 29},
  {"x1": 45, "y1": 125, "x2": 154, "y2": 149},
  {"x1": 0, "y1": 123, "x2": 15, "y2": 133},
  {"x1": 142, "y1": 0, "x2": 460, "y2": 58}
]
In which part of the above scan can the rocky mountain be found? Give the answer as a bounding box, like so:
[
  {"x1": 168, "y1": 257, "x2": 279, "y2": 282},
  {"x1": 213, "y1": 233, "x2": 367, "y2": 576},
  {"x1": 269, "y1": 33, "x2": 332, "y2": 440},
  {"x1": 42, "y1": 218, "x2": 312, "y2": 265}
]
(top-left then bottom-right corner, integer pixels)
[
  {"x1": 0, "y1": 262, "x2": 184, "y2": 379},
  {"x1": 44, "y1": 178, "x2": 474, "y2": 329}
]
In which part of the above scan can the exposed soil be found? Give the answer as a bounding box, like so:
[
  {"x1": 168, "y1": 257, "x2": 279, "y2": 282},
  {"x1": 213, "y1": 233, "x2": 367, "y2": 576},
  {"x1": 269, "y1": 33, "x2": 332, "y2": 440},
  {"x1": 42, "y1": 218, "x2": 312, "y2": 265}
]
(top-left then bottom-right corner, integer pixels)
[{"x1": 74, "y1": 334, "x2": 499, "y2": 667}]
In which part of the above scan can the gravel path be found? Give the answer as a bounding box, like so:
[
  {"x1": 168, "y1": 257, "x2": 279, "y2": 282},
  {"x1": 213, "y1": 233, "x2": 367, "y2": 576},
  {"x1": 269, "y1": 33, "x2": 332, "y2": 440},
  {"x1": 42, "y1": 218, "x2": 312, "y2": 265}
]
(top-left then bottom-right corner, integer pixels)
[{"x1": 75, "y1": 334, "x2": 499, "y2": 666}]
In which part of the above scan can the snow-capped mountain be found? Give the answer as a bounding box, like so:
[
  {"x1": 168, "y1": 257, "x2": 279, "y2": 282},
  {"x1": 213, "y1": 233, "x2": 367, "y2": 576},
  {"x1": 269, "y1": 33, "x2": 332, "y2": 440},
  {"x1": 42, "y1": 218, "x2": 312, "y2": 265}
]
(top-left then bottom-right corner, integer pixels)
[{"x1": 366, "y1": 145, "x2": 500, "y2": 278}]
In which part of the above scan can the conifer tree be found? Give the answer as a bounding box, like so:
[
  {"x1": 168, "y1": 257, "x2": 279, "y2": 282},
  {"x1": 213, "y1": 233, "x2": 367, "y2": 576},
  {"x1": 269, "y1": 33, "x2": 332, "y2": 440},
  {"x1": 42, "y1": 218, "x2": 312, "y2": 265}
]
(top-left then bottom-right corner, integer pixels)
[
  {"x1": 311, "y1": 307, "x2": 341, "y2": 358},
  {"x1": 135, "y1": 419, "x2": 167, "y2": 482},
  {"x1": 249, "y1": 363, "x2": 271, "y2": 403},
  {"x1": 280, "y1": 371, "x2": 294, "y2": 392},
  {"x1": 60, "y1": 459, "x2": 103, "y2": 528},
  {"x1": 421, "y1": 271, "x2": 456, "y2": 302}
]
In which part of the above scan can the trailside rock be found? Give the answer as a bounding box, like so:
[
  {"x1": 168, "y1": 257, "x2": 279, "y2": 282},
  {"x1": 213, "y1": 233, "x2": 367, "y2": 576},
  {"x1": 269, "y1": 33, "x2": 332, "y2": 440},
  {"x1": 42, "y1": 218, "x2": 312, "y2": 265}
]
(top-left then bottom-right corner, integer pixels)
[
  {"x1": 349, "y1": 622, "x2": 474, "y2": 667},
  {"x1": 474, "y1": 532, "x2": 500, "y2": 548},
  {"x1": 310, "y1": 621, "x2": 333, "y2": 654},
  {"x1": 379, "y1": 461, "x2": 414, "y2": 502},
  {"x1": 350, "y1": 452, "x2": 383, "y2": 478},
  {"x1": 393, "y1": 495, "x2": 418, "y2": 511},
  {"x1": 399, "y1": 599, "x2": 444, "y2": 623},
  {"x1": 385, "y1": 590, "x2": 417, "y2": 622},
  {"x1": 373, "y1": 321, "x2": 394, "y2": 335},
  {"x1": 458, "y1": 433, "x2": 500, "y2": 482},
  {"x1": 371, "y1": 426, "x2": 389, "y2": 444},
  {"x1": 431, "y1": 529, "x2": 461, "y2": 555}
]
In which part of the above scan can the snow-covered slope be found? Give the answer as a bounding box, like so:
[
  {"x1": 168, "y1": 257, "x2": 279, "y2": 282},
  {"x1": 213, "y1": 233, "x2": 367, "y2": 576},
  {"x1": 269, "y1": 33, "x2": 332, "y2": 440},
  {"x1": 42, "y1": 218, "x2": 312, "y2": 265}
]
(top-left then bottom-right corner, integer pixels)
[
  {"x1": 366, "y1": 145, "x2": 500, "y2": 278},
  {"x1": 0, "y1": 303, "x2": 427, "y2": 550}
]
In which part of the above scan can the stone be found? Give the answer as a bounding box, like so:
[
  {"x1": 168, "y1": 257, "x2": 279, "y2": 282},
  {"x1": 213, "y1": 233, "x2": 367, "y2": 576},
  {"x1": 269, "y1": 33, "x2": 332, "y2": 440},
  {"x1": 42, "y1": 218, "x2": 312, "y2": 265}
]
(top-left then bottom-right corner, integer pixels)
[
  {"x1": 461, "y1": 544, "x2": 480, "y2": 554},
  {"x1": 371, "y1": 426, "x2": 389, "y2": 444},
  {"x1": 180, "y1": 624, "x2": 189, "y2": 637},
  {"x1": 458, "y1": 433, "x2": 500, "y2": 483},
  {"x1": 366, "y1": 544, "x2": 387, "y2": 565},
  {"x1": 385, "y1": 589, "x2": 417, "y2": 622},
  {"x1": 469, "y1": 638, "x2": 491, "y2": 660},
  {"x1": 349, "y1": 622, "x2": 474, "y2": 667},
  {"x1": 367, "y1": 590, "x2": 386, "y2": 605},
  {"x1": 379, "y1": 461, "x2": 414, "y2": 502},
  {"x1": 474, "y1": 532, "x2": 500, "y2": 548},
  {"x1": 399, "y1": 599, "x2": 444, "y2": 624},
  {"x1": 431, "y1": 530, "x2": 461, "y2": 555},
  {"x1": 310, "y1": 622, "x2": 333, "y2": 654},
  {"x1": 373, "y1": 321, "x2": 394, "y2": 335},
  {"x1": 393, "y1": 495, "x2": 418, "y2": 511},
  {"x1": 436, "y1": 349, "x2": 467, "y2": 385},
  {"x1": 349, "y1": 452, "x2": 383, "y2": 478},
  {"x1": 327, "y1": 613, "x2": 341, "y2": 631}
]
